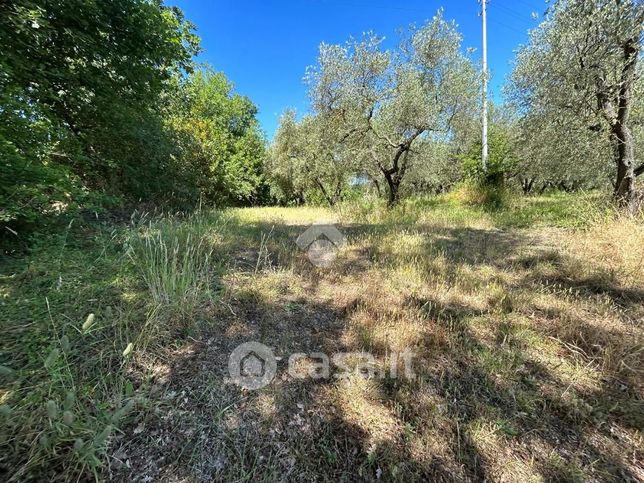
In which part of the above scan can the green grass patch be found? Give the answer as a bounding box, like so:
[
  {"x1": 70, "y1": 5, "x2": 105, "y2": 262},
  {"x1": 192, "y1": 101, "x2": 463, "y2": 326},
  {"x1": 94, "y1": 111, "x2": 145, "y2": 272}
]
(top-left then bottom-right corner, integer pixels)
[{"x1": 0, "y1": 211, "x2": 227, "y2": 480}]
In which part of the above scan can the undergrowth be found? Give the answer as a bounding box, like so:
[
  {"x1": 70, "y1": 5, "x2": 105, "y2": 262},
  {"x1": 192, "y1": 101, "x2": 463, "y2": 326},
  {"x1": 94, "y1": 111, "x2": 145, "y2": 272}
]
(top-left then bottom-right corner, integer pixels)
[
  {"x1": 1, "y1": 193, "x2": 642, "y2": 481},
  {"x1": 339, "y1": 189, "x2": 615, "y2": 228},
  {"x1": 0, "y1": 211, "x2": 225, "y2": 480}
]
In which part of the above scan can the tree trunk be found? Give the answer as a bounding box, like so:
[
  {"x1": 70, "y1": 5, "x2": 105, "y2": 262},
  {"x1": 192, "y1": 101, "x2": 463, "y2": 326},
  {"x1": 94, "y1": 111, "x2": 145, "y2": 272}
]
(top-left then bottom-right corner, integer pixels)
[
  {"x1": 635, "y1": 163, "x2": 644, "y2": 178},
  {"x1": 314, "y1": 178, "x2": 335, "y2": 207},
  {"x1": 539, "y1": 181, "x2": 552, "y2": 195},
  {"x1": 521, "y1": 178, "x2": 534, "y2": 195},
  {"x1": 371, "y1": 177, "x2": 381, "y2": 197},
  {"x1": 609, "y1": 34, "x2": 639, "y2": 211},
  {"x1": 332, "y1": 179, "x2": 343, "y2": 205},
  {"x1": 383, "y1": 170, "x2": 401, "y2": 207},
  {"x1": 612, "y1": 122, "x2": 636, "y2": 210},
  {"x1": 377, "y1": 130, "x2": 420, "y2": 208}
]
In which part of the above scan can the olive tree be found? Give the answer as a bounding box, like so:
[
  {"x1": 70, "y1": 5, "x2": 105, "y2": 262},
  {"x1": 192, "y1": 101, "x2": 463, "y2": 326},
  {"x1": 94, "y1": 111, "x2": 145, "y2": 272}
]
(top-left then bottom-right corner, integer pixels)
[
  {"x1": 268, "y1": 110, "x2": 354, "y2": 205},
  {"x1": 514, "y1": 111, "x2": 612, "y2": 193},
  {"x1": 401, "y1": 140, "x2": 462, "y2": 195},
  {"x1": 509, "y1": 0, "x2": 644, "y2": 209},
  {"x1": 306, "y1": 11, "x2": 478, "y2": 205},
  {"x1": 267, "y1": 110, "x2": 305, "y2": 204}
]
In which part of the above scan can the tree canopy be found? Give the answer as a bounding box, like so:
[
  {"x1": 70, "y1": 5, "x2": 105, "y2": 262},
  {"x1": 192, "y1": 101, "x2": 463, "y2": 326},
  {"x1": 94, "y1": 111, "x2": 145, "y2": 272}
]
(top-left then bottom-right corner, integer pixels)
[
  {"x1": 269, "y1": 11, "x2": 479, "y2": 206},
  {"x1": 1, "y1": 0, "x2": 268, "y2": 234},
  {"x1": 509, "y1": 0, "x2": 644, "y2": 209}
]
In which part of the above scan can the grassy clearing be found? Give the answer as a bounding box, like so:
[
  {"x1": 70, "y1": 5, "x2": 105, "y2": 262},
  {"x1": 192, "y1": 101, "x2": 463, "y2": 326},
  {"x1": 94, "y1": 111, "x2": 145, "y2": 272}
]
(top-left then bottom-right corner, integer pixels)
[{"x1": 1, "y1": 193, "x2": 643, "y2": 481}]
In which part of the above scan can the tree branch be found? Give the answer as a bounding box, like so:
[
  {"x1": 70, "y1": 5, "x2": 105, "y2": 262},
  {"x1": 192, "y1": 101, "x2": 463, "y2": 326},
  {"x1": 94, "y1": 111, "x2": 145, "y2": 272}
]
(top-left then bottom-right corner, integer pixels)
[{"x1": 635, "y1": 164, "x2": 644, "y2": 177}]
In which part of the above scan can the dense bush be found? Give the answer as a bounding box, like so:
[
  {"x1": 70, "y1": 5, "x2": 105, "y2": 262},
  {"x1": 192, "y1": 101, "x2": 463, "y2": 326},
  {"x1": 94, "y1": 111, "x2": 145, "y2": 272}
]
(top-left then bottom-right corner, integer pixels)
[
  {"x1": 460, "y1": 125, "x2": 519, "y2": 187},
  {"x1": 0, "y1": 1, "x2": 268, "y2": 238},
  {"x1": 166, "y1": 71, "x2": 268, "y2": 207}
]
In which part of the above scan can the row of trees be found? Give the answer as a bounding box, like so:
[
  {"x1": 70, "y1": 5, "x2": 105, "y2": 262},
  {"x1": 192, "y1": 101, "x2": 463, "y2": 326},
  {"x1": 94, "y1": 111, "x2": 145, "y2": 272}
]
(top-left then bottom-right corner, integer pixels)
[
  {"x1": 3, "y1": 0, "x2": 641, "y2": 228},
  {"x1": 511, "y1": 0, "x2": 644, "y2": 210},
  {"x1": 268, "y1": 1, "x2": 644, "y2": 209},
  {"x1": 270, "y1": 12, "x2": 478, "y2": 206},
  {"x1": 1, "y1": 0, "x2": 268, "y2": 233}
]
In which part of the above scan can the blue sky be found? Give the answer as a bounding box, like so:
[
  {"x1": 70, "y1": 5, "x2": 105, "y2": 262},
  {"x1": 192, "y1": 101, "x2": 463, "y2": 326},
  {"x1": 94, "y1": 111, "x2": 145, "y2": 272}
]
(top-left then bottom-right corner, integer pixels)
[{"x1": 168, "y1": 0, "x2": 546, "y2": 139}]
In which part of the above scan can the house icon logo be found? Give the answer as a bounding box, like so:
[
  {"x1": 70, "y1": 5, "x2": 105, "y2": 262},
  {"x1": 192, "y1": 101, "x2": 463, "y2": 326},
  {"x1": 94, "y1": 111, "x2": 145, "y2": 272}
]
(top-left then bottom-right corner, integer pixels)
[
  {"x1": 296, "y1": 222, "x2": 347, "y2": 268},
  {"x1": 228, "y1": 341, "x2": 277, "y2": 390}
]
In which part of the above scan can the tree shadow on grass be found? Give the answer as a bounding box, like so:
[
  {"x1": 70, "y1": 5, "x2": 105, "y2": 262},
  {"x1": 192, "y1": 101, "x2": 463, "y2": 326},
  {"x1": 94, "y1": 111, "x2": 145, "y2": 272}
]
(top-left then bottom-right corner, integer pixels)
[
  {"x1": 106, "y1": 219, "x2": 643, "y2": 482},
  {"x1": 107, "y1": 286, "x2": 491, "y2": 480},
  {"x1": 423, "y1": 297, "x2": 640, "y2": 481}
]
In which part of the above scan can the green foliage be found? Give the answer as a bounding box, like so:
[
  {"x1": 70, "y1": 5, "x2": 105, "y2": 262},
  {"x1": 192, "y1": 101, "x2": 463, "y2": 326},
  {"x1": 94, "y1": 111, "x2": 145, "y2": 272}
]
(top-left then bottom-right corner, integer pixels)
[
  {"x1": 1, "y1": 2, "x2": 269, "y2": 236},
  {"x1": 286, "y1": 10, "x2": 478, "y2": 206},
  {"x1": 0, "y1": 87, "x2": 79, "y2": 228},
  {"x1": 0, "y1": 0, "x2": 201, "y2": 229},
  {"x1": 508, "y1": 0, "x2": 644, "y2": 204},
  {"x1": 401, "y1": 139, "x2": 462, "y2": 195},
  {"x1": 460, "y1": 125, "x2": 519, "y2": 187},
  {"x1": 166, "y1": 70, "x2": 268, "y2": 207},
  {"x1": 512, "y1": 110, "x2": 612, "y2": 192},
  {"x1": 267, "y1": 110, "x2": 352, "y2": 206}
]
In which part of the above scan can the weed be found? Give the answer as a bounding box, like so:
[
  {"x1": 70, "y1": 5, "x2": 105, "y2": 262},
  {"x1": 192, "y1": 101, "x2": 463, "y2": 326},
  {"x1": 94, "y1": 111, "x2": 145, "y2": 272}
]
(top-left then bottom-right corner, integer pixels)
[{"x1": 1, "y1": 193, "x2": 642, "y2": 481}]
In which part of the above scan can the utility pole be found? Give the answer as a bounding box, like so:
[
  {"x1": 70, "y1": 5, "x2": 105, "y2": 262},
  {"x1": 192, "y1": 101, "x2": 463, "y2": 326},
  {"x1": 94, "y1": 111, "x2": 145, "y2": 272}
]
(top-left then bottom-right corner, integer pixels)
[{"x1": 481, "y1": 0, "x2": 489, "y2": 173}]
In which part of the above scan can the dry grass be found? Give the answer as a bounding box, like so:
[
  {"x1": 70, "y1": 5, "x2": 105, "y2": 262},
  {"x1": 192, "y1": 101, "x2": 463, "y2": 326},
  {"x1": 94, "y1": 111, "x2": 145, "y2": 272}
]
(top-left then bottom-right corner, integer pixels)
[
  {"x1": 2, "y1": 194, "x2": 643, "y2": 481},
  {"x1": 102, "y1": 197, "x2": 643, "y2": 482}
]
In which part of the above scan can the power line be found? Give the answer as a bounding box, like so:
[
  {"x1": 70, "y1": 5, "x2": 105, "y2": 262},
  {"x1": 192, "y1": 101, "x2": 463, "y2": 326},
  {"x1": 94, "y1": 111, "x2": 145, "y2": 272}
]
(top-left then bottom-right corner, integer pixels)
[
  {"x1": 512, "y1": 0, "x2": 543, "y2": 11},
  {"x1": 493, "y1": 2, "x2": 534, "y2": 24},
  {"x1": 488, "y1": 18, "x2": 529, "y2": 36},
  {"x1": 310, "y1": 0, "x2": 436, "y2": 16}
]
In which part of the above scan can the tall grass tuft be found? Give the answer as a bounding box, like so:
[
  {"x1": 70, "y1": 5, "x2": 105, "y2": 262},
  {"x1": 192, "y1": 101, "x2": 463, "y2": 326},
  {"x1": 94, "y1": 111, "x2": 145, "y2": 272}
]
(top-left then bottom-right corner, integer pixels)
[
  {"x1": 448, "y1": 180, "x2": 511, "y2": 211},
  {"x1": 126, "y1": 212, "x2": 220, "y2": 317},
  {"x1": 0, "y1": 210, "x2": 228, "y2": 480}
]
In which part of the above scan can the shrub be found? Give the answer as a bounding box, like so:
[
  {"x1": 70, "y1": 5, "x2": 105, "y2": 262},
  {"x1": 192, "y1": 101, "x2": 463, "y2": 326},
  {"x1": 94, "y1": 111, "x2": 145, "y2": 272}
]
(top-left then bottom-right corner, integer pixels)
[{"x1": 460, "y1": 125, "x2": 519, "y2": 188}]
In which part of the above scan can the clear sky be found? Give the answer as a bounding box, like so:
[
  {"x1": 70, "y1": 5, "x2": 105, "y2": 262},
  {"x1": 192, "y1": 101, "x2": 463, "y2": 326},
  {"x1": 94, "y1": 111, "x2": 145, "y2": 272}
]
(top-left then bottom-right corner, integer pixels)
[{"x1": 167, "y1": 0, "x2": 547, "y2": 140}]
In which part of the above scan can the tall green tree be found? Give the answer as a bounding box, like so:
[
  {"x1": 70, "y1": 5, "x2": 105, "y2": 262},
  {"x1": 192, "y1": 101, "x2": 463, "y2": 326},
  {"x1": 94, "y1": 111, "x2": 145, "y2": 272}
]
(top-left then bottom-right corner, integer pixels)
[
  {"x1": 268, "y1": 110, "x2": 354, "y2": 206},
  {"x1": 306, "y1": 11, "x2": 478, "y2": 205},
  {"x1": 0, "y1": 0, "x2": 199, "y2": 227},
  {"x1": 514, "y1": 110, "x2": 612, "y2": 193},
  {"x1": 510, "y1": 0, "x2": 644, "y2": 210},
  {"x1": 167, "y1": 70, "x2": 267, "y2": 206}
]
